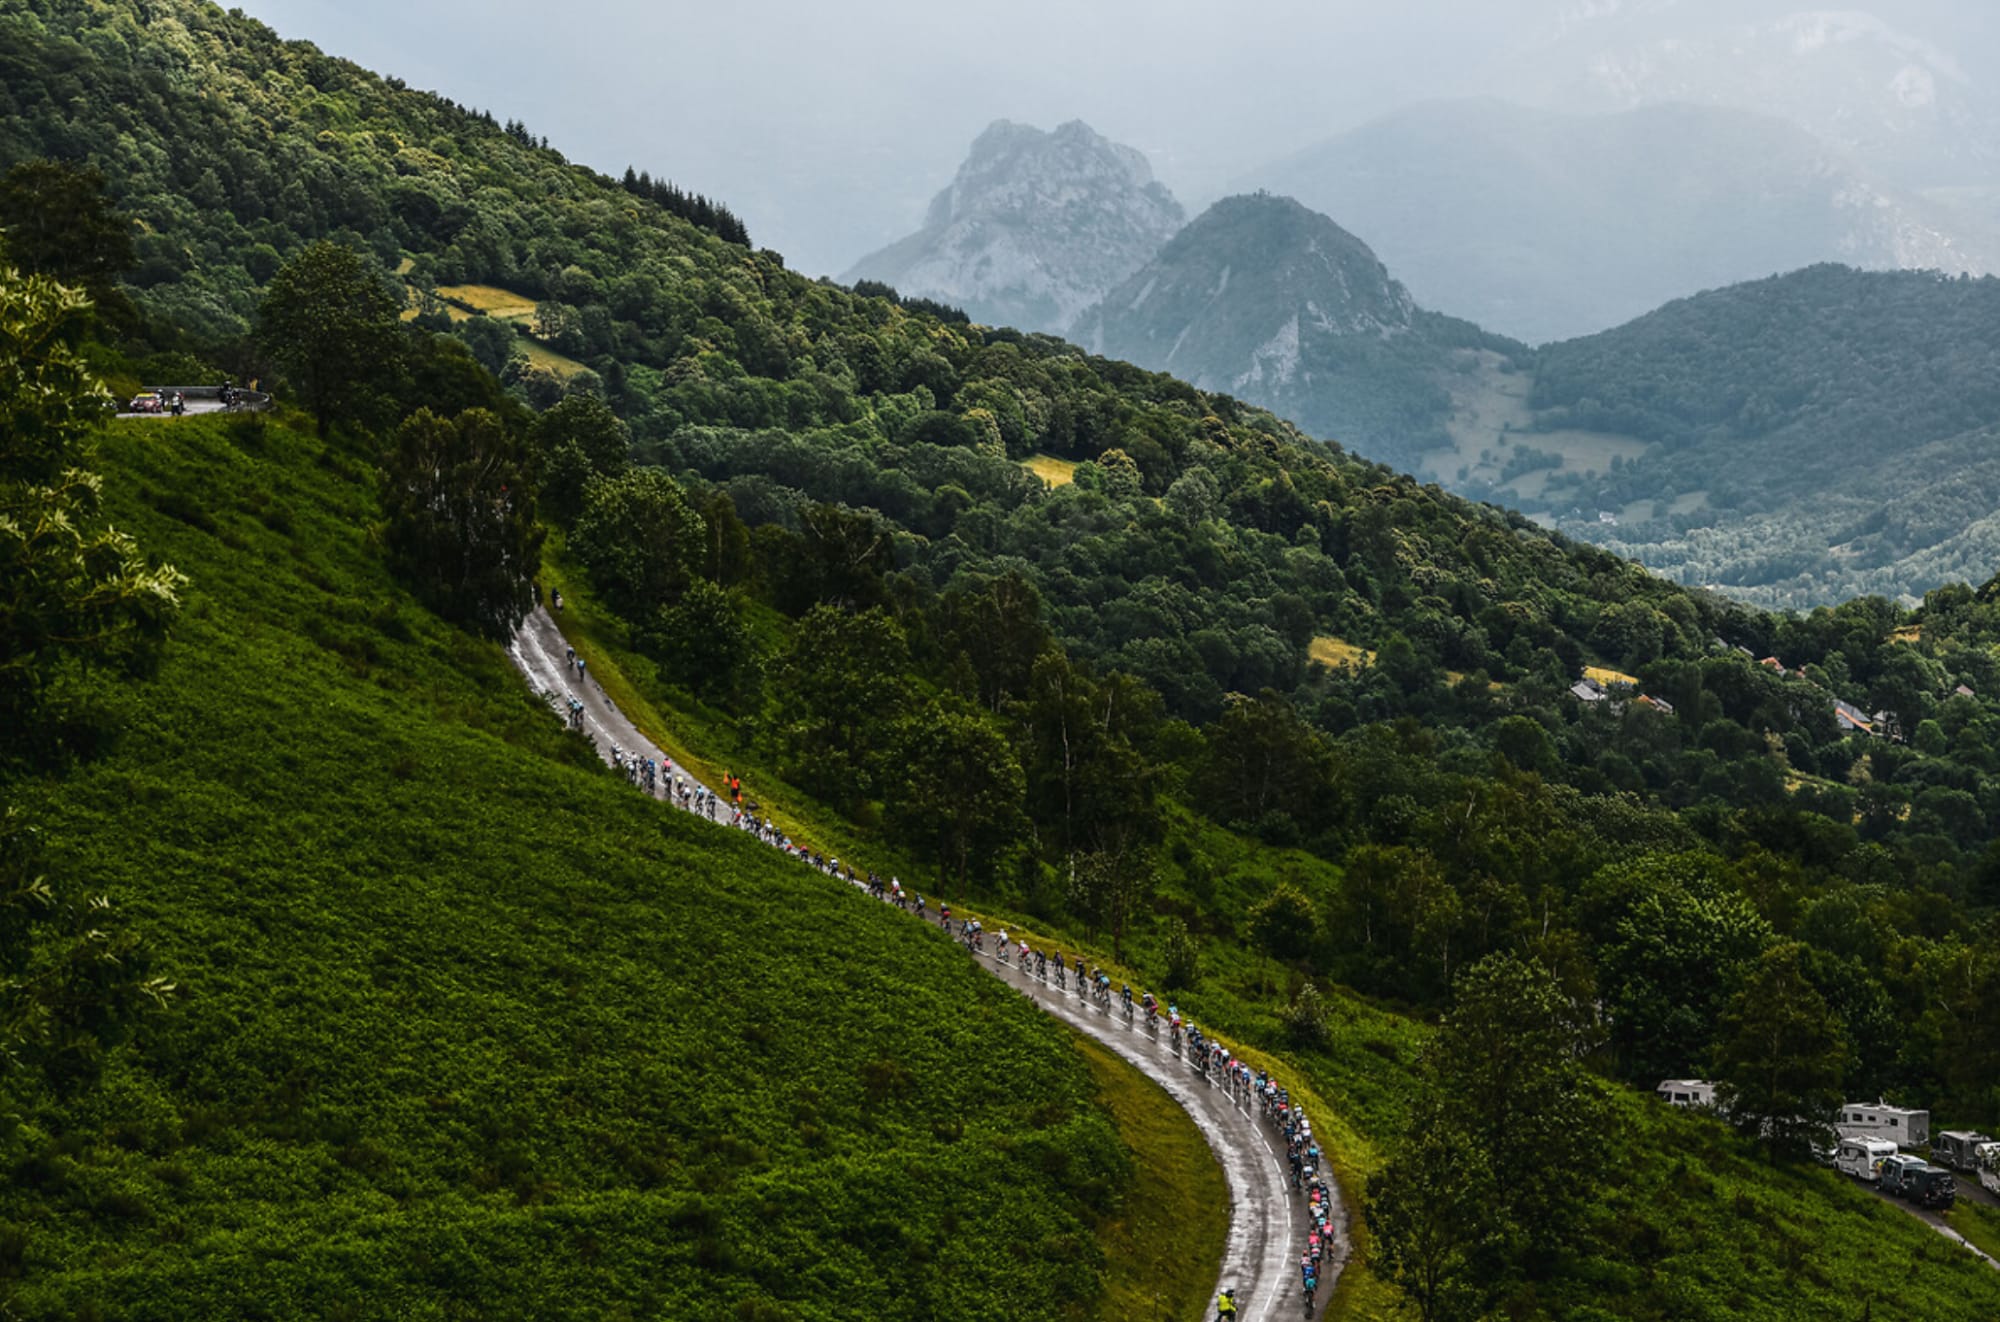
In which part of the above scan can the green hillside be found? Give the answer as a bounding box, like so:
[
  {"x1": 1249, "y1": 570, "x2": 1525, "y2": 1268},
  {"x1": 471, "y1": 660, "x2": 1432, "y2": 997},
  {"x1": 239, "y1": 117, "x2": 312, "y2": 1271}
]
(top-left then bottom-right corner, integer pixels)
[
  {"x1": 2, "y1": 411, "x2": 1163, "y2": 1320},
  {"x1": 8, "y1": 1, "x2": 2000, "y2": 1317}
]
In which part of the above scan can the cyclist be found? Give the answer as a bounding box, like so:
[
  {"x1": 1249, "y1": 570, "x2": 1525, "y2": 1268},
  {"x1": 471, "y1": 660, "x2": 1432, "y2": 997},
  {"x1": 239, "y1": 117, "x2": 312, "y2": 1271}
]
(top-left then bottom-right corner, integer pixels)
[
  {"x1": 1018, "y1": 937, "x2": 1030, "y2": 967},
  {"x1": 1142, "y1": 990, "x2": 1158, "y2": 1020},
  {"x1": 939, "y1": 903, "x2": 951, "y2": 929},
  {"x1": 1121, "y1": 983, "x2": 1133, "y2": 1016},
  {"x1": 1216, "y1": 1287, "x2": 1239, "y2": 1319}
]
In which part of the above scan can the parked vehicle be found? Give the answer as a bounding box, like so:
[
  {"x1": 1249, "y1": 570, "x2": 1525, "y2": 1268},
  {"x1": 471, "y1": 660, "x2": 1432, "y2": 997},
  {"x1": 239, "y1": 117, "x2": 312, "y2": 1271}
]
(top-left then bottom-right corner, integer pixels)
[
  {"x1": 1835, "y1": 1101, "x2": 1929, "y2": 1147},
  {"x1": 1977, "y1": 1142, "x2": 2000, "y2": 1198},
  {"x1": 1931, "y1": 1130, "x2": 1992, "y2": 1172},
  {"x1": 1836, "y1": 1136, "x2": 1898, "y2": 1182},
  {"x1": 1878, "y1": 1153, "x2": 1928, "y2": 1197},
  {"x1": 126, "y1": 392, "x2": 163, "y2": 413},
  {"x1": 1906, "y1": 1166, "x2": 1957, "y2": 1210}
]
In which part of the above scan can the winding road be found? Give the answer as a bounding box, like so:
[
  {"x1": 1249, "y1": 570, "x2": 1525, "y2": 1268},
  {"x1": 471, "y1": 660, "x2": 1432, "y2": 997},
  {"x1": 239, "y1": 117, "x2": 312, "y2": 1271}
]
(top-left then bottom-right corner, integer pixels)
[{"x1": 508, "y1": 606, "x2": 1346, "y2": 1320}]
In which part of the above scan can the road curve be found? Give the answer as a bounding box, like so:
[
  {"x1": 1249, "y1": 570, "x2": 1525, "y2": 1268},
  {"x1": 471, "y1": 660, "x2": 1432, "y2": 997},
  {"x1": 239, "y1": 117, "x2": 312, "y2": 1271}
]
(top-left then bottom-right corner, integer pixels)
[{"x1": 508, "y1": 606, "x2": 1348, "y2": 1318}]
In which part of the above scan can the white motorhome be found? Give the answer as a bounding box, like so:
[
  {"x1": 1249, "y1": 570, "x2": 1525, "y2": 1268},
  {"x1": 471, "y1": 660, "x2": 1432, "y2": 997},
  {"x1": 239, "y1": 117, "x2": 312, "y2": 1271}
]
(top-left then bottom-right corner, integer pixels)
[
  {"x1": 1836, "y1": 1136, "x2": 1898, "y2": 1181},
  {"x1": 1977, "y1": 1142, "x2": 2000, "y2": 1198},
  {"x1": 1835, "y1": 1102, "x2": 1929, "y2": 1147},
  {"x1": 1656, "y1": 1079, "x2": 1718, "y2": 1109}
]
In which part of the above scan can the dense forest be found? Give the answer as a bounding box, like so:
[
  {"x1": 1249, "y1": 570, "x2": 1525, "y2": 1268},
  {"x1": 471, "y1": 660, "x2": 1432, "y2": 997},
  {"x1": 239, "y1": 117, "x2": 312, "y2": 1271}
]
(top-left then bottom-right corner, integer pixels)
[{"x1": 7, "y1": 0, "x2": 2000, "y2": 1317}]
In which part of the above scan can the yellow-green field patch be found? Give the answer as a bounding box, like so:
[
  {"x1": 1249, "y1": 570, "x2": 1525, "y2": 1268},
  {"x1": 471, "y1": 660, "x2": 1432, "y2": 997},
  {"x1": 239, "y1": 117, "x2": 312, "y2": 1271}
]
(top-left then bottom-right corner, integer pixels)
[
  {"x1": 520, "y1": 338, "x2": 586, "y2": 378},
  {"x1": 1024, "y1": 453, "x2": 1078, "y2": 487},
  {"x1": 435, "y1": 283, "x2": 540, "y2": 321},
  {"x1": 1311, "y1": 636, "x2": 1373, "y2": 670},
  {"x1": 1585, "y1": 665, "x2": 1641, "y2": 689}
]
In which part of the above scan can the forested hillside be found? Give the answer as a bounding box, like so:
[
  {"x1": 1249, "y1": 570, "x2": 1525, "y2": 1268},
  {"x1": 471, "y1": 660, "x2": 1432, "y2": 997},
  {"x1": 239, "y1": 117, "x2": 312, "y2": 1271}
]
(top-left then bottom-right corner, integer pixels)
[
  {"x1": 9, "y1": 1, "x2": 2000, "y2": 1317},
  {"x1": 1528, "y1": 265, "x2": 2000, "y2": 604}
]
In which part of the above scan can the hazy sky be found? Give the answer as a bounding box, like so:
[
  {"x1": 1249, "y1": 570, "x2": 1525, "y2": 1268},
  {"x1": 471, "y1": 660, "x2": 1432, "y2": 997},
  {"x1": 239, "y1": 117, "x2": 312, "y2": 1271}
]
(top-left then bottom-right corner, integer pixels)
[{"x1": 234, "y1": 1, "x2": 2000, "y2": 278}]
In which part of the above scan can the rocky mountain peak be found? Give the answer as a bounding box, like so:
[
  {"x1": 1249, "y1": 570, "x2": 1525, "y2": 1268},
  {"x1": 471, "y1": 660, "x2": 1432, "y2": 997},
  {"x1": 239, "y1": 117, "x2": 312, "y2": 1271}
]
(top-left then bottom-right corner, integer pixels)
[{"x1": 844, "y1": 119, "x2": 1184, "y2": 335}]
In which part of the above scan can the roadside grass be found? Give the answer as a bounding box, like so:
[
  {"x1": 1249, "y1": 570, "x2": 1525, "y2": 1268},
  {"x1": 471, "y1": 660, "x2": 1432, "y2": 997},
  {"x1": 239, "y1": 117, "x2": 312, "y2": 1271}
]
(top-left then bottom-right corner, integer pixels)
[
  {"x1": 3, "y1": 413, "x2": 1141, "y2": 1320},
  {"x1": 1024, "y1": 453, "x2": 1079, "y2": 487},
  {"x1": 1944, "y1": 1199, "x2": 2000, "y2": 1261},
  {"x1": 1073, "y1": 1037, "x2": 1229, "y2": 1322}
]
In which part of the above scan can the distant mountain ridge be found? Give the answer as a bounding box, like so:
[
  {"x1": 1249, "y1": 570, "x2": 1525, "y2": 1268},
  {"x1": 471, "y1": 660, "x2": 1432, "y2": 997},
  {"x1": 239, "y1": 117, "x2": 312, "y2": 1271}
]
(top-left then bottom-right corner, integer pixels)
[
  {"x1": 843, "y1": 119, "x2": 1184, "y2": 335},
  {"x1": 1240, "y1": 98, "x2": 2000, "y2": 343}
]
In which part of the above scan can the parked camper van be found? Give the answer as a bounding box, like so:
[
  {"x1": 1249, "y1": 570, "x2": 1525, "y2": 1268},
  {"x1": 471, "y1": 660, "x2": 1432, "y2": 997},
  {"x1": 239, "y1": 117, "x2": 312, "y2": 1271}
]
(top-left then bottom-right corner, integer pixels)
[
  {"x1": 1835, "y1": 1102, "x2": 1929, "y2": 1147},
  {"x1": 1836, "y1": 1136, "x2": 1898, "y2": 1181},
  {"x1": 1655, "y1": 1079, "x2": 1717, "y2": 1109},
  {"x1": 1931, "y1": 1130, "x2": 1992, "y2": 1172}
]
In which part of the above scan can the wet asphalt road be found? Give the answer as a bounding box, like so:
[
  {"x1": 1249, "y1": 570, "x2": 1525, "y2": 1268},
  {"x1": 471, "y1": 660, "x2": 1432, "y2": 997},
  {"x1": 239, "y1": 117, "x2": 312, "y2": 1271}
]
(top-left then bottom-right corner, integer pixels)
[{"x1": 507, "y1": 606, "x2": 1346, "y2": 1318}]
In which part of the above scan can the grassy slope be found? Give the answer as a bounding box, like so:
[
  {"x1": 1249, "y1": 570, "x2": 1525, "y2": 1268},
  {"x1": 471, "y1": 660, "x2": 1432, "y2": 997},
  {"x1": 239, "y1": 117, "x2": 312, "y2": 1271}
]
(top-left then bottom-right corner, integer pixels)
[
  {"x1": 3, "y1": 413, "x2": 1160, "y2": 1321},
  {"x1": 1072, "y1": 1038, "x2": 1227, "y2": 1322}
]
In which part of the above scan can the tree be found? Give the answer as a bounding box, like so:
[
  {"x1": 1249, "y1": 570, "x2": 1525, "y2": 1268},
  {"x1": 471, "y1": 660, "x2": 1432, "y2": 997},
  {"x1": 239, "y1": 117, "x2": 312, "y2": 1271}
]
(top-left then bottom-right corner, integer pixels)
[
  {"x1": 769, "y1": 606, "x2": 911, "y2": 806},
  {"x1": 1162, "y1": 916, "x2": 1201, "y2": 991},
  {"x1": 890, "y1": 702, "x2": 1027, "y2": 896},
  {"x1": 1250, "y1": 883, "x2": 1319, "y2": 962},
  {"x1": 773, "y1": 503, "x2": 894, "y2": 614},
  {"x1": 645, "y1": 578, "x2": 755, "y2": 702},
  {"x1": 568, "y1": 469, "x2": 705, "y2": 620},
  {"x1": 1194, "y1": 692, "x2": 1333, "y2": 831},
  {"x1": 0, "y1": 161, "x2": 135, "y2": 296},
  {"x1": 1365, "y1": 1123, "x2": 1499, "y2": 1322},
  {"x1": 380, "y1": 407, "x2": 543, "y2": 638},
  {"x1": 1592, "y1": 858, "x2": 1772, "y2": 1083},
  {"x1": 1282, "y1": 980, "x2": 1334, "y2": 1049},
  {"x1": 1063, "y1": 848, "x2": 1154, "y2": 960},
  {"x1": 935, "y1": 572, "x2": 1049, "y2": 711},
  {"x1": 0, "y1": 267, "x2": 175, "y2": 1089},
  {"x1": 1, "y1": 263, "x2": 186, "y2": 765},
  {"x1": 1426, "y1": 954, "x2": 1601, "y2": 1264},
  {"x1": 1712, "y1": 942, "x2": 1849, "y2": 1161},
  {"x1": 258, "y1": 241, "x2": 405, "y2": 436},
  {"x1": 530, "y1": 394, "x2": 630, "y2": 525}
]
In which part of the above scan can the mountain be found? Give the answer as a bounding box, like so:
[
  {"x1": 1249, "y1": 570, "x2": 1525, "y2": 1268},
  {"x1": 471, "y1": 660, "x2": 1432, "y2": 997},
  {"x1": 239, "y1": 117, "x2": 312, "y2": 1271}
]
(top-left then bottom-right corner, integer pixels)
[
  {"x1": 1073, "y1": 192, "x2": 1521, "y2": 472},
  {"x1": 842, "y1": 119, "x2": 1184, "y2": 335},
  {"x1": 1503, "y1": 3, "x2": 2000, "y2": 195},
  {"x1": 1241, "y1": 98, "x2": 2000, "y2": 343}
]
